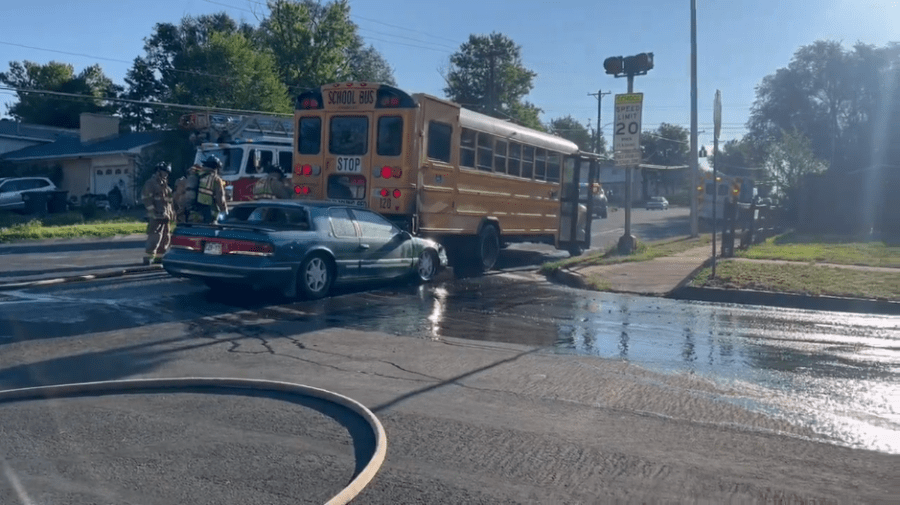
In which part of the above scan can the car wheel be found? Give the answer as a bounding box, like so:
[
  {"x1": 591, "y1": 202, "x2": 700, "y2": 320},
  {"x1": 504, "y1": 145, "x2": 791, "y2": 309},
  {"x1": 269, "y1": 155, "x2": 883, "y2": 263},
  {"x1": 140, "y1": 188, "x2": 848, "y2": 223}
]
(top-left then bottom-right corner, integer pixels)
[
  {"x1": 414, "y1": 249, "x2": 439, "y2": 283},
  {"x1": 298, "y1": 254, "x2": 333, "y2": 299},
  {"x1": 477, "y1": 224, "x2": 500, "y2": 272}
]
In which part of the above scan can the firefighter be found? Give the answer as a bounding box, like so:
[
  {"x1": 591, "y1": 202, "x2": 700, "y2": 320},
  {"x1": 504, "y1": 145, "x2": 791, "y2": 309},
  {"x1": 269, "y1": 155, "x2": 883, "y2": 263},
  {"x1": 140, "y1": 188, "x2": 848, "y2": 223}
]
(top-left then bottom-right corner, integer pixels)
[
  {"x1": 185, "y1": 155, "x2": 228, "y2": 223},
  {"x1": 141, "y1": 162, "x2": 175, "y2": 265},
  {"x1": 172, "y1": 172, "x2": 189, "y2": 224},
  {"x1": 252, "y1": 164, "x2": 290, "y2": 200}
]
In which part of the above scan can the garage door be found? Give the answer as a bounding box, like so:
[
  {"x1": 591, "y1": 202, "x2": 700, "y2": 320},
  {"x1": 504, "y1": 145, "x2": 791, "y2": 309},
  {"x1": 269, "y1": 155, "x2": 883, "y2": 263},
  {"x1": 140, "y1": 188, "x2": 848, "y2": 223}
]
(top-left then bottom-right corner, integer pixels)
[{"x1": 93, "y1": 166, "x2": 133, "y2": 204}]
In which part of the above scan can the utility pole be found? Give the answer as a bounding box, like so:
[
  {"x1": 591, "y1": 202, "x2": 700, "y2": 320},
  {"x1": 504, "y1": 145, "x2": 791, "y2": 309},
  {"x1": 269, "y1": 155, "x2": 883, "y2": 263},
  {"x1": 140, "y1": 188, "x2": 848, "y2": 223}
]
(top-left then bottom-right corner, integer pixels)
[
  {"x1": 690, "y1": 0, "x2": 699, "y2": 237},
  {"x1": 587, "y1": 90, "x2": 611, "y2": 154}
]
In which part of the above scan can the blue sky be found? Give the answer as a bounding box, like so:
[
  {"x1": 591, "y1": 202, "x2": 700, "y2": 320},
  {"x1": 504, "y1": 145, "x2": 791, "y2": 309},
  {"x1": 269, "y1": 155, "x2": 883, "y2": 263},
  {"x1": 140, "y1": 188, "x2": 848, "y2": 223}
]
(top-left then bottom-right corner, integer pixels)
[{"x1": 1, "y1": 0, "x2": 898, "y2": 151}]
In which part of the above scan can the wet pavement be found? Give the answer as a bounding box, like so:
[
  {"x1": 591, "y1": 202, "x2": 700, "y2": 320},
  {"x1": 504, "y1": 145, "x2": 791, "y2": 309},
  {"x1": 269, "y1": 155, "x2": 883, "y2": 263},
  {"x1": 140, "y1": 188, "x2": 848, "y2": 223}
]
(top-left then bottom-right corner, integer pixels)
[{"x1": 1, "y1": 271, "x2": 897, "y2": 454}]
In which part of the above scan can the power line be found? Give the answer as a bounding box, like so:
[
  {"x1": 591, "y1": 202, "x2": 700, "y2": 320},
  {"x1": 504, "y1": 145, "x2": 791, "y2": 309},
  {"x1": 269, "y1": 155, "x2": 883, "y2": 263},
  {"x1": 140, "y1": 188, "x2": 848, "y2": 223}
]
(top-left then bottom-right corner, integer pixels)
[{"x1": 0, "y1": 85, "x2": 291, "y2": 117}]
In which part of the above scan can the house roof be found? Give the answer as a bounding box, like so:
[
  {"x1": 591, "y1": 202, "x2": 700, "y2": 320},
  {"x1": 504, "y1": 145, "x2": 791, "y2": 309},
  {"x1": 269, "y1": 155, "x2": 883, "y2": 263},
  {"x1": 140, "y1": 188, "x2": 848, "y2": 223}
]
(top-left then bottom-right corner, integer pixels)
[
  {"x1": 1, "y1": 130, "x2": 166, "y2": 161},
  {"x1": 0, "y1": 120, "x2": 79, "y2": 143}
]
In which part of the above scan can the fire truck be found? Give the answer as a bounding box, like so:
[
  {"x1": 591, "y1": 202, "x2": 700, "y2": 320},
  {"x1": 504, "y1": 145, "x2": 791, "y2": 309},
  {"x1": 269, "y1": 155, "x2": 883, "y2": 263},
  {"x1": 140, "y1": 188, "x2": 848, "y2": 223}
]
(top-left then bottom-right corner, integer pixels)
[{"x1": 179, "y1": 112, "x2": 294, "y2": 201}]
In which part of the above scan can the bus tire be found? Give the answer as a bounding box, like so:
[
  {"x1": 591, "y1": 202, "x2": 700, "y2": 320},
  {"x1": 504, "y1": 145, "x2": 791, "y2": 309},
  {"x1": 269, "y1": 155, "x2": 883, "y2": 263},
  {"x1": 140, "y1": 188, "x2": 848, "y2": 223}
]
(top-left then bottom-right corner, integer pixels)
[
  {"x1": 567, "y1": 246, "x2": 584, "y2": 257},
  {"x1": 477, "y1": 224, "x2": 500, "y2": 272}
]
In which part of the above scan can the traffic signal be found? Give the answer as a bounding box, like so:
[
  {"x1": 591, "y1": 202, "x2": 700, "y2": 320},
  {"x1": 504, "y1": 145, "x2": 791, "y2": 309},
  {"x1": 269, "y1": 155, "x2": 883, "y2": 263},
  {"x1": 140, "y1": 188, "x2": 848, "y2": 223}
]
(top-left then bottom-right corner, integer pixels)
[
  {"x1": 603, "y1": 56, "x2": 623, "y2": 75},
  {"x1": 624, "y1": 52, "x2": 654, "y2": 74}
]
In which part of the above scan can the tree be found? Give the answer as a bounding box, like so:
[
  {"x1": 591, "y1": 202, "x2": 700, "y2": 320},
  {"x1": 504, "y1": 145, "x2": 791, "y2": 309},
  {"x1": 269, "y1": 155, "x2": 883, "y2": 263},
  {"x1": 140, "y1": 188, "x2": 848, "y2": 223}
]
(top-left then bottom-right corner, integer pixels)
[
  {"x1": 122, "y1": 13, "x2": 290, "y2": 130},
  {"x1": 548, "y1": 115, "x2": 594, "y2": 152},
  {"x1": 765, "y1": 128, "x2": 826, "y2": 205},
  {"x1": 639, "y1": 123, "x2": 690, "y2": 197},
  {"x1": 747, "y1": 40, "x2": 900, "y2": 172},
  {"x1": 256, "y1": 0, "x2": 394, "y2": 91},
  {"x1": 443, "y1": 32, "x2": 541, "y2": 128},
  {"x1": 0, "y1": 61, "x2": 121, "y2": 128},
  {"x1": 343, "y1": 33, "x2": 396, "y2": 86},
  {"x1": 640, "y1": 123, "x2": 689, "y2": 166}
]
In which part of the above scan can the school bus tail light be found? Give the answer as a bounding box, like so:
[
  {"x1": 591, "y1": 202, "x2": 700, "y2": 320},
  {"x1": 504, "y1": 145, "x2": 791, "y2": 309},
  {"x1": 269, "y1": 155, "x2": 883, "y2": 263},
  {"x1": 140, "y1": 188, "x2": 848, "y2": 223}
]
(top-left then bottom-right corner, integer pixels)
[
  {"x1": 294, "y1": 185, "x2": 311, "y2": 195},
  {"x1": 391, "y1": 167, "x2": 402, "y2": 178},
  {"x1": 380, "y1": 166, "x2": 392, "y2": 179},
  {"x1": 392, "y1": 189, "x2": 402, "y2": 198},
  {"x1": 380, "y1": 188, "x2": 389, "y2": 197}
]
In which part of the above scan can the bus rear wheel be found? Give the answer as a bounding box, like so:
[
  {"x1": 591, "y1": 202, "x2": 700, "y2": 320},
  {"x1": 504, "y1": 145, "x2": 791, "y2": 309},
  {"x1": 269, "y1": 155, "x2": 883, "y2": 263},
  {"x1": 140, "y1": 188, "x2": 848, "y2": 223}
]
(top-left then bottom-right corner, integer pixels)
[{"x1": 477, "y1": 224, "x2": 500, "y2": 272}]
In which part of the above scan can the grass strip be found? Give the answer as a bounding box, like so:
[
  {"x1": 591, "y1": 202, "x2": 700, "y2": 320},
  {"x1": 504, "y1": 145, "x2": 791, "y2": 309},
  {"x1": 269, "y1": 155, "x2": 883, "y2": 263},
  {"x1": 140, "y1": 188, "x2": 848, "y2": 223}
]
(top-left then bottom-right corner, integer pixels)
[
  {"x1": 736, "y1": 232, "x2": 900, "y2": 267},
  {"x1": 691, "y1": 260, "x2": 900, "y2": 301}
]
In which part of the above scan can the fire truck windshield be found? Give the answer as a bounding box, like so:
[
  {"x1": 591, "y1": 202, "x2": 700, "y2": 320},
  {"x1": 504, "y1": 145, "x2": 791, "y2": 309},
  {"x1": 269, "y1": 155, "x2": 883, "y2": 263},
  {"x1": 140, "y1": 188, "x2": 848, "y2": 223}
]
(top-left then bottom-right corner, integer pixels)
[{"x1": 197, "y1": 147, "x2": 243, "y2": 176}]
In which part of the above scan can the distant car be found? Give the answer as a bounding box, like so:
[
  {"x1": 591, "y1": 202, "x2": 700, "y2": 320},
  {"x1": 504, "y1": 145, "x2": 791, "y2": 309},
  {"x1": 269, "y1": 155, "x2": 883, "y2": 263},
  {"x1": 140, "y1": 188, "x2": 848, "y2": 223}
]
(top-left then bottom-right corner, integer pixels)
[
  {"x1": 162, "y1": 200, "x2": 448, "y2": 299},
  {"x1": 646, "y1": 196, "x2": 669, "y2": 210},
  {"x1": 0, "y1": 177, "x2": 58, "y2": 212}
]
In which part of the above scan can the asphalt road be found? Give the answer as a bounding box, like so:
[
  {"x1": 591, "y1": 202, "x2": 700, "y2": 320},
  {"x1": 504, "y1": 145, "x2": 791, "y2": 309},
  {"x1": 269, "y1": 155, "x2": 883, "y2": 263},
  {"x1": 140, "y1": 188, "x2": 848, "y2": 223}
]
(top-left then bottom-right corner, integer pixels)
[{"x1": 0, "y1": 266, "x2": 897, "y2": 503}]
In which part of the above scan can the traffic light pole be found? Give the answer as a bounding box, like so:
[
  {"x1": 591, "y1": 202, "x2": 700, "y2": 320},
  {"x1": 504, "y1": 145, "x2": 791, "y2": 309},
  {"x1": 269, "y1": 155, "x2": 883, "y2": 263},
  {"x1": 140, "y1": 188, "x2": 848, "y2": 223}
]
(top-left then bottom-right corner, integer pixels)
[
  {"x1": 603, "y1": 52, "x2": 652, "y2": 255},
  {"x1": 623, "y1": 76, "x2": 635, "y2": 253}
]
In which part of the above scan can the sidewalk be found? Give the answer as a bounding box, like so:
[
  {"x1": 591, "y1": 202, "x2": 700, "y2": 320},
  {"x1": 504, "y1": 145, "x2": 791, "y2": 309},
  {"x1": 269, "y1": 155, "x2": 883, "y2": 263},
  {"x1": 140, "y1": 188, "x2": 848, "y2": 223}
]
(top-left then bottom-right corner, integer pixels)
[
  {"x1": 553, "y1": 245, "x2": 712, "y2": 296},
  {"x1": 0, "y1": 234, "x2": 159, "y2": 289}
]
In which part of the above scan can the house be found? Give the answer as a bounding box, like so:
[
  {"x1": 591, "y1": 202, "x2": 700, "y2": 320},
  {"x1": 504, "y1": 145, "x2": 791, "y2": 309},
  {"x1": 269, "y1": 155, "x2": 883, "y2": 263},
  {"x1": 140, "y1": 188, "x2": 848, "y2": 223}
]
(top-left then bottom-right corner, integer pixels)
[
  {"x1": 0, "y1": 119, "x2": 78, "y2": 157},
  {"x1": 1, "y1": 114, "x2": 166, "y2": 207}
]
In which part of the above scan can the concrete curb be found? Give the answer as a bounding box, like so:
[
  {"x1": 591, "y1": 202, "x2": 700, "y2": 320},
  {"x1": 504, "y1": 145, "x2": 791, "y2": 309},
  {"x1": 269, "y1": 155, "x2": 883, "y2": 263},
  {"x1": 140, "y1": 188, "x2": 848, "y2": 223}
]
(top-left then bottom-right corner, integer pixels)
[
  {"x1": 0, "y1": 377, "x2": 387, "y2": 505},
  {"x1": 0, "y1": 265, "x2": 163, "y2": 291},
  {"x1": 670, "y1": 286, "x2": 900, "y2": 315}
]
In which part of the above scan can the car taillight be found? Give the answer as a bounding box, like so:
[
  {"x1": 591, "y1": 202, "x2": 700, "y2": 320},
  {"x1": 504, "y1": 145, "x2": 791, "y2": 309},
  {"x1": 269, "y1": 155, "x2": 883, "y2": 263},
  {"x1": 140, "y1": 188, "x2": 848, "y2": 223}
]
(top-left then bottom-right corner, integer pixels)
[{"x1": 171, "y1": 235, "x2": 202, "y2": 250}]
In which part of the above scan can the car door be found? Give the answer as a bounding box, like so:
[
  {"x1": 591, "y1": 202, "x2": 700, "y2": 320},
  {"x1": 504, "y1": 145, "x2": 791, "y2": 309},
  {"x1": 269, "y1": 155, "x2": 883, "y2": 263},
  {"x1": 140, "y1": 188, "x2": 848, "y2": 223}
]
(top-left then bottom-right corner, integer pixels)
[
  {"x1": 351, "y1": 208, "x2": 412, "y2": 279},
  {"x1": 324, "y1": 207, "x2": 363, "y2": 279}
]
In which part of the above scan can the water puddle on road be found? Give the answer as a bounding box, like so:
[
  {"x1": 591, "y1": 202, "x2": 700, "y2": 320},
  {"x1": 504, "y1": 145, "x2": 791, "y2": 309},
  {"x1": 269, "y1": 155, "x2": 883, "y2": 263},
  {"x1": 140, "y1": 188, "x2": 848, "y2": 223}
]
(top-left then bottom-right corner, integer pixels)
[{"x1": 323, "y1": 275, "x2": 900, "y2": 454}]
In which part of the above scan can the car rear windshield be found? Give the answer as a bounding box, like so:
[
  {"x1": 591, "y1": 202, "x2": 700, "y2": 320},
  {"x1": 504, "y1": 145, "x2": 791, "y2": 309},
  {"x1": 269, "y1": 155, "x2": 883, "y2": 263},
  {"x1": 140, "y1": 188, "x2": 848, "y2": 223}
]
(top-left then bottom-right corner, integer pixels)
[{"x1": 222, "y1": 205, "x2": 312, "y2": 229}]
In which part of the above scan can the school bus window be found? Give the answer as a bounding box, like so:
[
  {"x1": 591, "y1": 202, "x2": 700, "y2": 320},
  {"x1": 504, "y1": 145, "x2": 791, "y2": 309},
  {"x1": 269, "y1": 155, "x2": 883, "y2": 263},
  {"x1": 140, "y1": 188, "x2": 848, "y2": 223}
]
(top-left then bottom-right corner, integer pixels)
[
  {"x1": 521, "y1": 145, "x2": 534, "y2": 179},
  {"x1": 329, "y1": 116, "x2": 368, "y2": 155},
  {"x1": 298, "y1": 117, "x2": 321, "y2": 155},
  {"x1": 535, "y1": 148, "x2": 547, "y2": 181},
  {"x1": 377, "y1": 116, "x2": 403, "y2": 156},
  {"x1": 460, "y1": 128, "x2": 476, "y2": 168},
  {"x1": 327, "y1": 174, "x2": 366, "y2": 200},
  {"x1": 547, "y1": 153, "x2": 561, "y2": 183},
  {"x1": 508, "y1": 142, "x2": 521, "y2": 177},
  {"x1": 427, "y1": 121, "x2": 452, "y2": 163},
  {"x1": 494, "y1": 139, "x2": 507, "y2": 174},
  {"x1": 477, "y1": 132, "x2": 493, "y2": 172}
]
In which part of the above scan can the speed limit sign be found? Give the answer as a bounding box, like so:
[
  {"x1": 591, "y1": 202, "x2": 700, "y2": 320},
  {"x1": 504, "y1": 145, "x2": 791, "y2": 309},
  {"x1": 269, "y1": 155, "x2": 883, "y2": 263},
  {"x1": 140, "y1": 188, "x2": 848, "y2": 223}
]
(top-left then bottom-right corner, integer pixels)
[{"x1": 614, "y1": 93, "x2": 643, "y2": 166}]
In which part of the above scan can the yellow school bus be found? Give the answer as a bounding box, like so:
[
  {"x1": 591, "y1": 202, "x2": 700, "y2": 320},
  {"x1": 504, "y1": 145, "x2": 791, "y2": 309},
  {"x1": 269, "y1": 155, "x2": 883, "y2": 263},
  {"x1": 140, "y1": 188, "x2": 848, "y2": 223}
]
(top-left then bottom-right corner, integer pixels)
[{"x1": 292, "y1": 82, "x2": 598, "y2": 272}]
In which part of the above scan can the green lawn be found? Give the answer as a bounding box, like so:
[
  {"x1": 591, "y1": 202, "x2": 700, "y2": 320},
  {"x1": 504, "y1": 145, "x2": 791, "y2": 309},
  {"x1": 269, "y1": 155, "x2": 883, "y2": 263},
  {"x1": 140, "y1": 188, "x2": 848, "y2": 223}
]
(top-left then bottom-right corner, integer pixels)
[
  {"x1": 0, "y1": 210, "x2": 147, "y2": 243},
  {"x1": 692, "y1": 260, "x2": 900, "y2": 301},
  {"x1": 736, "y1": 232, "x2": 900, "y2": 267}
]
